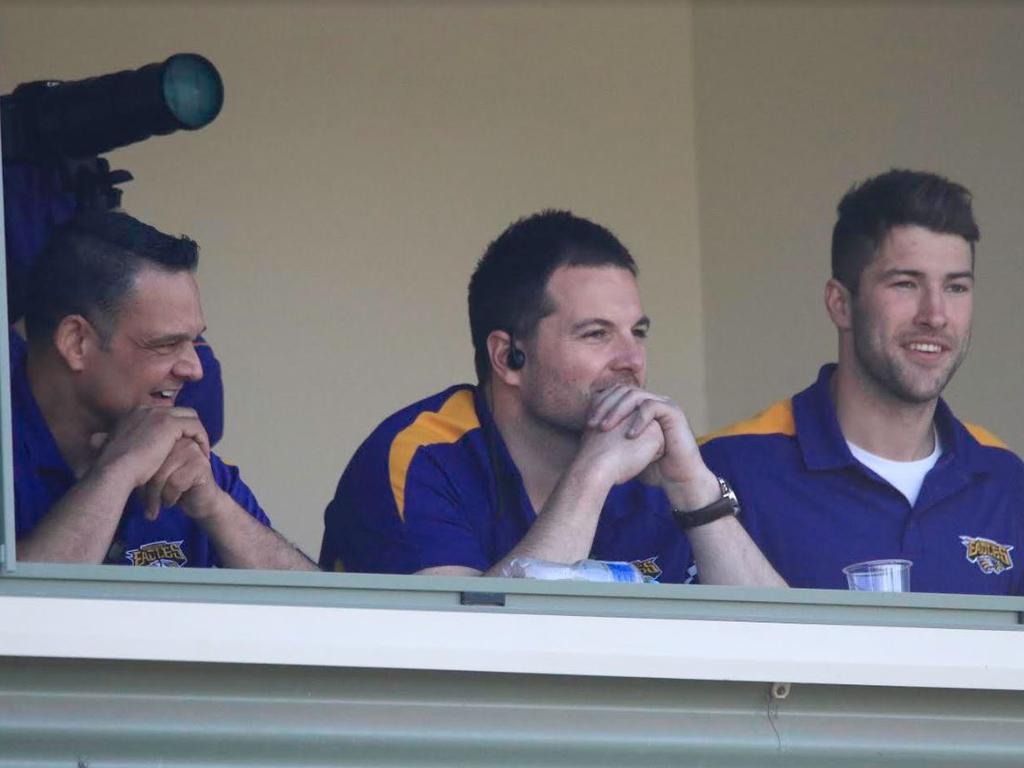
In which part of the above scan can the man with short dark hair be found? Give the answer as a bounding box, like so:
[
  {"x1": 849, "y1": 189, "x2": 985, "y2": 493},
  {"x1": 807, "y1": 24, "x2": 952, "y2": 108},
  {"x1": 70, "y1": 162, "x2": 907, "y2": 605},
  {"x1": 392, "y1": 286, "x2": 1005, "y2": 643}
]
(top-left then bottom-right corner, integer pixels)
[
  {"x1": 13, "y1": 211, "x2": 316, "y2": 569},
  {"x1": 701, "y1": 169, "x2": 1024, "y2": 594},
  {"x1": 320, "y1": 210, "x2": 783, "y2": 585}
]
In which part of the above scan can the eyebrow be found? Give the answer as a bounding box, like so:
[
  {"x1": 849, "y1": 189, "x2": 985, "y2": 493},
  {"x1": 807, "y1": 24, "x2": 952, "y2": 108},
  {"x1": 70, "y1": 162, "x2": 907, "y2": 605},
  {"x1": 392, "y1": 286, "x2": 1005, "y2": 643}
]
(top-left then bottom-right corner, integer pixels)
[
  {"x1": 570, "y1": 316, "x2": 651, "y2": 333},
  {"x1": 879, "y1": 269, "x2": 974, "y2": 281},
  {"x1": 143, "y1": 326, "x2": 208, "y2": 346}
]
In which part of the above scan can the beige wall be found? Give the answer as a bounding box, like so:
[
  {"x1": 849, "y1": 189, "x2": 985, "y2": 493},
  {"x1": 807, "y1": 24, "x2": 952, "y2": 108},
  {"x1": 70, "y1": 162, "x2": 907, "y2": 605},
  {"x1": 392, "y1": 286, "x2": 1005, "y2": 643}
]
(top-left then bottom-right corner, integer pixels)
[
  {"x1": 5, "y1": 2, "x2": 1022, "y2": 559},
  {"x1": 694, "y1": 2, "x2": 1024, "y2": 449},
  {"x1": 1, "y1": 2, "x2": 704, "y2": 557}
]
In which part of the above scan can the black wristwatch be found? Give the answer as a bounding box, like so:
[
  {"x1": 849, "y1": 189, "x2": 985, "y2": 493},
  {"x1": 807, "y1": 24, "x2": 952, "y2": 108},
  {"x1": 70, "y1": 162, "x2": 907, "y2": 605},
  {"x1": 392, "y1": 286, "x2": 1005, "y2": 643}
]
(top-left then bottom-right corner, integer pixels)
[{"x1": 671, "y1": 477, "x2": 741, "y2": 530}]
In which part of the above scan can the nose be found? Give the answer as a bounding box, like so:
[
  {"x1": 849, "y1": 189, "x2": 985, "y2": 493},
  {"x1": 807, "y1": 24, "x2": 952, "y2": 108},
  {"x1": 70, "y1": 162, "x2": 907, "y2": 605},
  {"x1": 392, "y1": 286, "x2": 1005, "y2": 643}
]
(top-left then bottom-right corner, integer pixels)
[
  {"x1": 611, "y1": 332, "x2": 646, "y2": 378},
  {"x1": 173, "y1": 342, "x2": 205, "y2": 383},
  {"x1": 915, "y1": 284, "x2": 948, "y2": 329}
]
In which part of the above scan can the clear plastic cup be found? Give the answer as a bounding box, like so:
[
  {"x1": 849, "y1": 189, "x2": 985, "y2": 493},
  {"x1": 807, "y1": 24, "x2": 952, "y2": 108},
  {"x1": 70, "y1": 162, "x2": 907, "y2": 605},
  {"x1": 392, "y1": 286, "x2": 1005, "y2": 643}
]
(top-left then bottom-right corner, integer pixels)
[{"x1": 842, "y1": 558, "x2": 912, "y2": 592}]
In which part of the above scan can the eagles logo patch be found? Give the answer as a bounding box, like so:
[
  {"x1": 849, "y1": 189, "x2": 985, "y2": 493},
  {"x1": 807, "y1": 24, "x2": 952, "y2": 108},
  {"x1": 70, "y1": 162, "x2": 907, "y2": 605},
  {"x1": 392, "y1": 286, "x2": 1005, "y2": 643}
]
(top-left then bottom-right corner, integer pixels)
[
  {"x1": 959, "y1": 535, "x2": 1014, "y2": 575},
  {"x1": 631, "y1": 556, "x2": 663, "y2": 582},
  {"x1": 125, "y1": 540, "x2": 188, "y2": 568}
]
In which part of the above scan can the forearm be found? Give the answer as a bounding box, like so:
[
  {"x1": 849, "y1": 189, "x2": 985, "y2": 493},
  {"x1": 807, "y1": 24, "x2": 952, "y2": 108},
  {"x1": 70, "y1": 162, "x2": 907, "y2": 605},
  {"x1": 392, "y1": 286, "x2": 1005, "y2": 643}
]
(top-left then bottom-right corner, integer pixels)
[
  {"x1": 484, "y1": 459, "x2": 611, "y2": 577},
  {"x1": 664, "y1": 470, "x2": 785, "y2": 588},
  {"x1": 17, "y1": 467, "x2": 133, "y2": 563},
  {"x1": 686, "y1": 516, "x2": 786, "y2": 587},
  {"x1": 197, "y1": 492, "x2": 319, "y2": 571}
]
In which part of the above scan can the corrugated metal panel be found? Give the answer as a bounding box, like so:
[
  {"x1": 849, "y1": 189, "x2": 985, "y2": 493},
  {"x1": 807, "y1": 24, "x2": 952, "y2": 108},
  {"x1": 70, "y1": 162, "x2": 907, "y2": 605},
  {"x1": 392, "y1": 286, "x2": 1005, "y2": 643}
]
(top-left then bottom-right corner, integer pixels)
[{"x1": 1, "y1": 657, "x2": 1023, "y2": 767}]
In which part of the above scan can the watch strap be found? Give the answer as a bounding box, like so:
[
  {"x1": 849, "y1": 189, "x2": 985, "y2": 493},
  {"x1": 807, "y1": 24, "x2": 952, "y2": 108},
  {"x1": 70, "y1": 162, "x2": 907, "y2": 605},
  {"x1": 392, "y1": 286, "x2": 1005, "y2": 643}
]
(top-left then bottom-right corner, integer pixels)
[{"x1": 671, "y1": 476, "x2": 740, "y2": 530}]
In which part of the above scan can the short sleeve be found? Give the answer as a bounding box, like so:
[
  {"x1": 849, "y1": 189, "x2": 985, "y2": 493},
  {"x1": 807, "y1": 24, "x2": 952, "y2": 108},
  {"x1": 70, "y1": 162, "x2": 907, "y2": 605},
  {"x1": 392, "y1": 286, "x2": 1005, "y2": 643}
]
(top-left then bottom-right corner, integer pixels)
[{"x1": 209, "y1": 453, "x2": 270, "y2": 527}]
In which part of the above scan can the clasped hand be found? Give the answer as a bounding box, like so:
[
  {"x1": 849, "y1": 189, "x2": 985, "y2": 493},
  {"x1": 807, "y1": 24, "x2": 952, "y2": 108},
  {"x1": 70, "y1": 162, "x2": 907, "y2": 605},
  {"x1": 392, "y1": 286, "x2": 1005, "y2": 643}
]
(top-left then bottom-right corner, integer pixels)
[
  {"x1": 579, "y1": 384, "x2": 706, "y2": 490},
  {"x1": 89, "y1": 406, "x2": 221, "y2": 521}
]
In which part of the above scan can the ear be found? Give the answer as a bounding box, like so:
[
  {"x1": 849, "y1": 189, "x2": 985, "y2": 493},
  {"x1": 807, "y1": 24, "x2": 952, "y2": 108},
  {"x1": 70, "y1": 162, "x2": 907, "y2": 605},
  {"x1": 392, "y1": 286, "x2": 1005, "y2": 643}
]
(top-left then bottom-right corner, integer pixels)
[
  {"x1": 824, "y1": 278, "x2": 853, "y2": 332},
  {"x1": 486, "y1": 329, "x2": 521, "y2": 387},
  {"x1": 53, "y1": 314, "x2": 100, "y2": 372}
]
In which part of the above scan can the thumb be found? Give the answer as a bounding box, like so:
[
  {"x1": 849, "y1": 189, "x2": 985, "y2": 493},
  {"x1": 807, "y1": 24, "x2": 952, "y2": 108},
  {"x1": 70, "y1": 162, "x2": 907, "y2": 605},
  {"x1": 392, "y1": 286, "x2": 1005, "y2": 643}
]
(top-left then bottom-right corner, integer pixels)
[{"x1": 89, "y1": 432, "x2": 110, "y2": 451}]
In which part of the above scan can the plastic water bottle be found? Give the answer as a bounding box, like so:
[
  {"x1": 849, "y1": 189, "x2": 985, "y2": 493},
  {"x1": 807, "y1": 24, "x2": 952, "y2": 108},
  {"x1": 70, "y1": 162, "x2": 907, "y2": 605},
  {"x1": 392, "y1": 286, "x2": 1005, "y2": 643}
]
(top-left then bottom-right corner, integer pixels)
[{"x1": 501, "y1": 557, "x2": 650, "y2": 583}]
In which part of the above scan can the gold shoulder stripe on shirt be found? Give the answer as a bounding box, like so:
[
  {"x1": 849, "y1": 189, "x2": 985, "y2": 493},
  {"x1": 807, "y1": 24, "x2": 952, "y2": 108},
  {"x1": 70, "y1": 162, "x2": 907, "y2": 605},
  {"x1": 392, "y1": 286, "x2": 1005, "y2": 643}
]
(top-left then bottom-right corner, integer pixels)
[
  {"x1": 388, "y1": 389, "x2": 481, "y2": 521},
  {"x1": 698, "y1": 398, "x2": 796, "y2": 445},
  {"x1": 964, "y1": 422, "x2": 1011, "y2": 451}
]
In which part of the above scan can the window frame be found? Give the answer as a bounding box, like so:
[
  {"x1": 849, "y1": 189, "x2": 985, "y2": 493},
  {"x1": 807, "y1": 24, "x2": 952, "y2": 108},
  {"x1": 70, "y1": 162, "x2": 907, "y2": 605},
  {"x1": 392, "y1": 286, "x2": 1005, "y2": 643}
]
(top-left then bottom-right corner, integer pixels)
[
  {"x1": 3, "y1": 559, "x2": 1024, "y2": 691},
  {"x1": 3, "y1": 121, "x2": 1024, "y2": 696},
  {"x1": 0, "y1": 161, "x2": 15, "y2": 574}
]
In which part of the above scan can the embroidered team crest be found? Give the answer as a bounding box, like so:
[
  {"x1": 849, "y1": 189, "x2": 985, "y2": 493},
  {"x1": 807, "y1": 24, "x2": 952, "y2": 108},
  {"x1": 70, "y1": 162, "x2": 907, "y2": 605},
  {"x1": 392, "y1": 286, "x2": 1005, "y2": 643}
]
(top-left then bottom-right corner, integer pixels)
[
  {"x1": 631, "y1": 556, "x2": 662, "y2": 581},
  {"x1": 125, "y1": 540, "x2": 188, "y2": 568},
  {"x1": 959, "y1": 535, "x2": 1014, "y2": 575}
]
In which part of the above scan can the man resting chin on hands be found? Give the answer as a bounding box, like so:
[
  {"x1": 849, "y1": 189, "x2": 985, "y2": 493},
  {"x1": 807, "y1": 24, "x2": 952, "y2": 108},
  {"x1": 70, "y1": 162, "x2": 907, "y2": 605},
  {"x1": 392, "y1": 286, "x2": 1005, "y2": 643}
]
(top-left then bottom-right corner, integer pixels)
[
  {"x1": 322, "y1": 209, "x2": 783, "y2": 587},
  {"x1": 13, "y1": 211, "x2": 315, "y2": 570}
]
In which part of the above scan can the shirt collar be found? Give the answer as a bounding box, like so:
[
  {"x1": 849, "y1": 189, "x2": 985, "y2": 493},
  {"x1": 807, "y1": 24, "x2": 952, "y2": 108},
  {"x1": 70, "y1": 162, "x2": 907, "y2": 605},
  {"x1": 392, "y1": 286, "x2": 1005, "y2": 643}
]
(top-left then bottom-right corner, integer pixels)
[
  {"x1": 472, "y1": 384, "x2": 498, "y2": 437},
  {"x1": 933, "y1": 396, "x2": 989, "y2": 475},
  {"x1": 472, "y1": 384, "x2": 531, "y2": 510},
  {"x1": 792, "y1": 364, "x2": 854, "y2": 471},
  {"x1": 794, "y1": 362, "x2": 982, "y2": 475}
]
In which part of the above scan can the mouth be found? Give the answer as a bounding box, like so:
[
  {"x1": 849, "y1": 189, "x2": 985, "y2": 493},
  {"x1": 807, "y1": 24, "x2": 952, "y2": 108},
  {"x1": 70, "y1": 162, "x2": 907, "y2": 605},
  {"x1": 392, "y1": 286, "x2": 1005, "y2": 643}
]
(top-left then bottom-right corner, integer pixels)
[
  {"x1": 902, "y1": 339, "x2": 952, "y2": 362},
  {"x1": 151, "y1": 389, "x2": 180, "y2": 404},
  {"x1": 591, "y1": 375, "x2": 642, "y2": 395}
]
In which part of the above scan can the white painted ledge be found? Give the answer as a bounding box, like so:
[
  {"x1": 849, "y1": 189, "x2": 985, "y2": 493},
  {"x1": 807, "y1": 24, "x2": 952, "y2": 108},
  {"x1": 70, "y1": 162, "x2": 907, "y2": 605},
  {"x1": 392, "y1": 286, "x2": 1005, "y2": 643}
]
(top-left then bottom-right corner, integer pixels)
[{"x1": 3, "y1": 594, "x2": 1023, "y2": 690}]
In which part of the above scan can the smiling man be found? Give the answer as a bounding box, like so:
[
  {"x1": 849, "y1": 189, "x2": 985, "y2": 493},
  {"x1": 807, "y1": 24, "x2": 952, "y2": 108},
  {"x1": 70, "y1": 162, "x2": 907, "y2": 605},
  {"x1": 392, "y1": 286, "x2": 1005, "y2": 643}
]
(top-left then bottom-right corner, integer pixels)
[
  {"x1": 700, "y1": 169, "x2": 1024, "y2": 594},
  {"x1": 320, "y1": 210, "x2": 783, "y2": 585},
  {"x1": 12, "y1": 211, "x2": 316, "y2": 570}
]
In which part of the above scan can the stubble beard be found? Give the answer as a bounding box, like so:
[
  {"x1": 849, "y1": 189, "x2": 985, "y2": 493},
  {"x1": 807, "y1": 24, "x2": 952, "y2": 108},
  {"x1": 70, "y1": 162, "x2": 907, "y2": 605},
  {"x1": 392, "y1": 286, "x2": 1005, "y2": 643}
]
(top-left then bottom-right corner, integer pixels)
[
  {"x1": 522, "y1": 371, "x2": 643, "y2": 438},
  {"x1": 523, "y1": 386, "x2": 590, "y2": 437},
  {"x1": 851, "y1": 310, "x2": 970, "y2": 406}
]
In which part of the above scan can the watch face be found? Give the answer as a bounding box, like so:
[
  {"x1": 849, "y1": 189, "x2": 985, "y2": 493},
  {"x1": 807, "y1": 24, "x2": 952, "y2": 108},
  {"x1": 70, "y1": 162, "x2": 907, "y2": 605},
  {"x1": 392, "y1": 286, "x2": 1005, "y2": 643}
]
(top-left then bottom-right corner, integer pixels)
[{"x1": 718, "y1": 478, "x2": 740, "y2": 514}]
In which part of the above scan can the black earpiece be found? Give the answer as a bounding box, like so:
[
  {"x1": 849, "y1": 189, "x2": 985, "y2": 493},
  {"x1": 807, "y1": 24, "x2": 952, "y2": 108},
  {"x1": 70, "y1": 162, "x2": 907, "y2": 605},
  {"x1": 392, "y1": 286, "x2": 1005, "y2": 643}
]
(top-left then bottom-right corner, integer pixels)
[{"x1": 506, "y1": 332, "x2": 526, "y2": 370}]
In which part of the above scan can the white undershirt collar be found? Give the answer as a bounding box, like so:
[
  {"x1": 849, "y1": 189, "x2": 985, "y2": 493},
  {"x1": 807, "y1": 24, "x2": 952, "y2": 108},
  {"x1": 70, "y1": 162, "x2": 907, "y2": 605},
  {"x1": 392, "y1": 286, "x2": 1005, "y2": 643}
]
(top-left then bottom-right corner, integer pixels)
[{"x1": 846, "y1": 430, "x2": 942, "y2": 507}]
